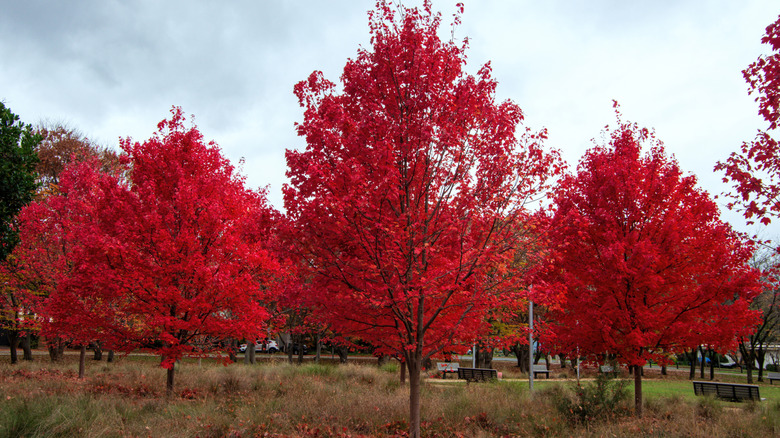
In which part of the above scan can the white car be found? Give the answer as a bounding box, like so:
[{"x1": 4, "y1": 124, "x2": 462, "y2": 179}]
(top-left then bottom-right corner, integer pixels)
[{"x1": 239, "y1": 339, "x2": 279, "y2": 353}]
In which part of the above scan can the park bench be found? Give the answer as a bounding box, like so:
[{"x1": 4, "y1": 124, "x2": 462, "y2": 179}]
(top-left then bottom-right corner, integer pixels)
[
  {"x1": 768, "y1": 372, "x2": 780, "y2": 384},
  {"x1": 532, "y1": 364, "x2": 550, "y2": 378},
  {"x1": 600, "y1": 365, "x2": 617, "y2": 376},
  {"x1": 436, "y1": 362, "x2": 459, "y2": 379},
  {"x1": 693, "y1": 381, "x2": 764, "y2": 402},
  {"x1": 457, "y1": 367, "x2": 497, "y2": 383}
]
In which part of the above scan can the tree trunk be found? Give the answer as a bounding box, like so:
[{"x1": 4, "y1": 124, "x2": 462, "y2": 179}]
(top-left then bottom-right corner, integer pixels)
[
  {"x1": 315, "y1": 333, "x2": 322, "y2": 363},
  {"x1": 757, "y1": 350, "x2": 766, "y2": 382},
  {"x1": 688, "y1": 349, "x2": 696, "y2": 380},
  {"x1": 476, "y1": 346, "x2": 493, "y2": 369},
  {"x1": 709, "y1": 350, "x2": 715, "y2": 380},
  {"x1": 699, "y1": 346, "x2": 706, "y2": 379},
  {"x1": 408, "y1": 354, "x2": 422, "y2": 438},
  {"x1": 336, "y1": 346, "x2": 348, "y2": 364},
  {"x1": 245, "y1": 342, "x2": 256, "y2": 365},
  {"x1": 400, "y1": 360, "x2": 407, "y2": 384},
  {"x1": 7, "y1": 331, "x2": 19, "y2": 364},
  {"x1": 378, "y1": 354, "x2": 389, "y2": 367},
  {"x1": 661, "y1": 364, "x2": 667, "y2": 376},
  {"x1": 559, "y1": 354, "x2": 567, "y2": 369},
  {"x1": 48, "y1": 338, "x2": 65, "y2": 362},
  {"x1": 166, "y1": 366, "x2": 175, "y2": 395},
  {"x1": 92, "y1": 341, "x2": 103, "y2": 361},
  {"x1": 107, "y1": 350, "x2": 115, "y2": 363},
  {"x1": 512, "y1": 344, "x2": 530, "y2": 373},
  {"x1": 227, "y1": 339, "x2": 237, "y2": 363},
  {"x1": 634, "y1": 365, "x2": 643, "y2": 417},
  {"x1": 78, "y1": 345, "x2": 87, "y2": 379},
  {"x1": 21, "y1": 333, "x2": 33, "y2": 361},
  {"x1": 741, "y1": 343, "x2": 755, "y2": 384}
]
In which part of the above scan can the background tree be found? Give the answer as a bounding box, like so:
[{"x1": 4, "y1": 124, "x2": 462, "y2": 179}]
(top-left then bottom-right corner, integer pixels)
[
  {"x1": 34, "y1": 123, "x2": 122, "y2": 191},
  {"x1": 738, "y1": 245, "x2": 780, "y2": 382},
  {"x1": 2, "y1": 123, "x2": 123, "y2": 363},
  {"x1": 541, "y1": 108, "x2": 761, "y2": 417},
  {"x1": 716, "y1": 14, "x2": 780, "y2": 227},
  {"x1": 0, "y1": 101, "x2": 40, "y2": 362},
  {"x1": 0, "y1": 102, "x2": 39, "y2": 260},
  {"x1": 284, "y1": 2, "x2": 560, "y2": 435}
]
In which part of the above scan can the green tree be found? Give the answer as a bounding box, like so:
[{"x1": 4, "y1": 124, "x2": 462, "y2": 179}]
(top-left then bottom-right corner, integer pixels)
[{"x1": 0, "y1": 102, "x2": 40, "y2": 261}]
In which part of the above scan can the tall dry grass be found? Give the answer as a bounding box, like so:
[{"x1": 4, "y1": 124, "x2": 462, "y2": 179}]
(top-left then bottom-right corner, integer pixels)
[{"x1": 0, "y1": 355, "x2": 778, "y2": 437}]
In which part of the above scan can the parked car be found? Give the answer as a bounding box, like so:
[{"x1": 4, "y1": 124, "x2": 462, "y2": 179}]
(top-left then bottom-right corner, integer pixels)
[{"x1": 239, "y1": 339, "x2": 279, "y2": 354}]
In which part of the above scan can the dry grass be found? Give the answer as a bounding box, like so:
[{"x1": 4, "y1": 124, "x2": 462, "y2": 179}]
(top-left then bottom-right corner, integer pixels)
[{"x1": 0, "y1": 354, "x2": 778, "y2": 437}]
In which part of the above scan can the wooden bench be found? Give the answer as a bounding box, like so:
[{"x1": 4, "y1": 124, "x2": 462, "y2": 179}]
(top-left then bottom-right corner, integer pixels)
[
  {"x1": 436, "y1": 362, "x2": 459, "y2": 379},
  {"x1": 532, "y1": 364, "x2": 550, "y2": 378},
  {"x1": 600, "y1": 365, "x2": 617, "y2": 376},
  {"x1": 457, "y1": 367, "x2": 497, "y2": 383},
  {"x1": 693, "y1": 381, "x2": 763, "y2": 402},
  {"x1": 768, "y1": 372, "x2": 780, "y2": 384}
]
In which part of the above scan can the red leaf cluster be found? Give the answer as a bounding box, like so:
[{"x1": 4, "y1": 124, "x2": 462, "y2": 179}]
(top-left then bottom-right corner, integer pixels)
[{"x1": 541, "y1": 110, "x2": 762, "y2": 368}]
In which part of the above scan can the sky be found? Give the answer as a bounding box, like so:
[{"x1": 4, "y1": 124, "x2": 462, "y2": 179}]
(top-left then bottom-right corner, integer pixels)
[{"x1": 1, "y1": 0, "x2": 778, "y2": 236}]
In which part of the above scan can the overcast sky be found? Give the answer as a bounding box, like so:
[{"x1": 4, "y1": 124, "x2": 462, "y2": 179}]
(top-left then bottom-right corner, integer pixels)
[{"x1": 1, "y1": 1, "x2": 778, "y2": 236}]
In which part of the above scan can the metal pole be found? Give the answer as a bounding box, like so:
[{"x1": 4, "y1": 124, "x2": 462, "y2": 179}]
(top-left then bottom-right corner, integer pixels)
[{"x1": 529, "y1": 299, "x2": 534, "y2": 393}]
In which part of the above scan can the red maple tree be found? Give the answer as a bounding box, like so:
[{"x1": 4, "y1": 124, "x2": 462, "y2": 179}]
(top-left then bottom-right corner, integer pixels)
[
  {"x1": 283, "y1": 2, "x2": 560, "y2": 435},
  {"x1": 20, "y1": 108, "x2": 280, "y2": 391},
  {"x1": 716, "y1": 14, "x2": 780, "y2": 226},
  {"x1": 541, "y1": 109, "x2": 761, "y2": 416}
]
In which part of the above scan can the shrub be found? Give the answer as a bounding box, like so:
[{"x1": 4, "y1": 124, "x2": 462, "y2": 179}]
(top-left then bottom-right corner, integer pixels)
[
  {"x1": 695, "y1": 394, "x2": 722, "y2": 420},
  {"x1": 548, "y1": 373, "x2": 630, "y2": 424}
]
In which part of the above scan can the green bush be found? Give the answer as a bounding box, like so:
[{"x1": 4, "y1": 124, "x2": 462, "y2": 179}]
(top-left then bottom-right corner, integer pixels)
[
  {"x1": 765, "y1": 363, "x2": 778, "y2": 372},
  {"x1": 547, "y1": 372, "x2": 630, "y2": 424}
]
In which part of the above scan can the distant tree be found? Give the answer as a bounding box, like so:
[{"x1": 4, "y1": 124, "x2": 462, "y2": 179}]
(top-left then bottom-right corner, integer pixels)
[
  {"x1": 0, "y1": 102, "x2": 39, "y2": 261},
  {"x1": 716, "y1": 14, "x2": 780, "y2": 227},
  {"x1": 2, "y1": 123, "x2": 123, "y2": 364},
  {"x1": 739, "y1": 246, "x2": 780, "y2": 383},
  {"x1": 284, "y1": 2, "x2": 560, "y2": 435},
  {"x1": 0, "y1": 101, "x2": 40, "y2": 362},
  {"x1": 34, "y1": 123, "x2": 122, "y2": 190},
  {"x1": 542, "y1": 108, "x2": 761, "y2": 417}
]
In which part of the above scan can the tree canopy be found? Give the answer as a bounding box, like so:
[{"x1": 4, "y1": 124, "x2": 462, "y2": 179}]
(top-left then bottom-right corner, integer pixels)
[{"x1": 0, "y1": 102, "x2": 40, "y2": 261}]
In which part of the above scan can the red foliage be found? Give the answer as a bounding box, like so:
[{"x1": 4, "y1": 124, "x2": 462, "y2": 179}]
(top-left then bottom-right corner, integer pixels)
[
  {"x1": 716, "y1": 15, "x2": 780, "y2": 226},
  {"x1": 284, "y1": 1, "x2": 560, "y2": 434},
  {"x1": 14, "y1": 108, "x2": 281, "y2": 380},
  {"x1": 542, "y1": 110, "x2": 761, "y2": 368},
  {"x1": 286, "y1": 0, "x2": 558, "y2": 363}
]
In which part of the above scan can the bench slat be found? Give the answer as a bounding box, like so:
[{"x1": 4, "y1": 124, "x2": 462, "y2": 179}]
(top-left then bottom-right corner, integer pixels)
[
  {"x1": 532, "y1": 364, "x2": 550, "y2": 378},
  {"x1": 693, "y1": 381, "x2": 761, "y2": 402},
  {"x1": 457, "y1": 367, "x2": 497, "y2": 383}
]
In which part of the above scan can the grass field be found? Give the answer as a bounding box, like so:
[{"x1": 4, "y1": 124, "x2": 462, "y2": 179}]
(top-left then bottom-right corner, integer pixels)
[{"x1": 0, "y1": 354, "x2": 778, "y2": 437}]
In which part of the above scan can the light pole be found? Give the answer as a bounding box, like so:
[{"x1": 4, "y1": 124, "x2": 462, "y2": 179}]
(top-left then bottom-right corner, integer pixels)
[{"x1": 529, "y1": 299, "x2": 534, "y2": 393}]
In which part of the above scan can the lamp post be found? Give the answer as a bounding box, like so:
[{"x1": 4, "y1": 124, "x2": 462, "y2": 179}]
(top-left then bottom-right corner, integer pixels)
[{"x1": 529, "y1": 299, "x2": 534, "y2": 393}]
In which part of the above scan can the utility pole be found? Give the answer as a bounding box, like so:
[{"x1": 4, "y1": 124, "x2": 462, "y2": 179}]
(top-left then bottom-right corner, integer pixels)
[{"x1": 529, "y1": 299, "x2": 534, "y2": 393}]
